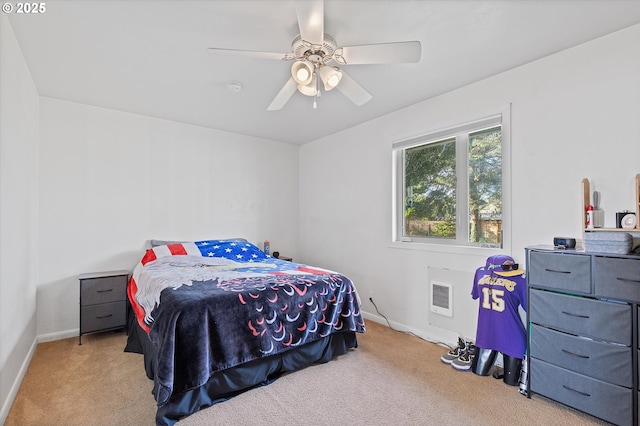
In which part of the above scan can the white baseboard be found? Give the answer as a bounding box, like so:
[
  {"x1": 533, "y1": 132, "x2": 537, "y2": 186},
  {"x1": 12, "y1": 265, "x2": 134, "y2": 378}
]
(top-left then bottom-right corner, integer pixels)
[
  {"x1": 37, "y1": 328, "x2": 79, "y2": 343},
  {"x1": 362, "y1": 310, "x2": 458, "y2": 349},
  {"x1": 0, "y1": 336, "x2": 37, "y2": 426}
]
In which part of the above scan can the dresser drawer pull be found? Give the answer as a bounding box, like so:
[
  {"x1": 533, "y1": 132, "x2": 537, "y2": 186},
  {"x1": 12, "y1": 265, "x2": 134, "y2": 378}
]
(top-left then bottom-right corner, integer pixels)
[
  {"x1": 96, "y1": 314, "x2": 113, "y2": 319},
  {"x1": 96, "y1": 288, "x2": 114, "y2": 293},
  {"x1": 562, "y1": 385, "x2": 590, "y2": 397},
  {"x1": 561, "y1": 311, "x2": 589, "y2": 319},
  {"x1": 544, "y1": 268, "x2": 571, "y2": 274},
  {"x1": 561, "y1": 348, "x2": 590, "y2": 359},
  {"x1": 616, "y1": 277, "x2": 640, "y2": 284}
]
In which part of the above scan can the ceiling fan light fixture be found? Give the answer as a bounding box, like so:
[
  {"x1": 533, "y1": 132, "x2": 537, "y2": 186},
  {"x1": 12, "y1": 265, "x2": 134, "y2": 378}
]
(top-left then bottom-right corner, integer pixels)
[
  {"x1": 319, "y1": 65, "x2": 342, "y2": 91},
  {"x1": 291, "y1": 60, "x2": 314, "y2": 85},
  {"x1": 297, "y1": 75, "x2": 318, "y2": 96},
  {"x1": 297, "y1": 68, "x2": 310, "y2": 81}
]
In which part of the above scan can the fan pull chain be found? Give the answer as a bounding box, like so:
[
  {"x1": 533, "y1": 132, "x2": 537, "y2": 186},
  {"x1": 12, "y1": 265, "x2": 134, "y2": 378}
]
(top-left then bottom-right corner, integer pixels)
[{"x1": 313, "y1": 67, "x2": 319, "y2": 109}]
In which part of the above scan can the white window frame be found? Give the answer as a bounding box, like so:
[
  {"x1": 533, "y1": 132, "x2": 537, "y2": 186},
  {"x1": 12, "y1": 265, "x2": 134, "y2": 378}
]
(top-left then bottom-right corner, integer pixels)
[{"x1": 391, "y1": 105, "x2": 511, "y2": 252}]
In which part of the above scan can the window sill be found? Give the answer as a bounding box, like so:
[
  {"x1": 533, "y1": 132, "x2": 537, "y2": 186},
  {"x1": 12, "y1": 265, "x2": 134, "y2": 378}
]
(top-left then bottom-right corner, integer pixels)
[{"x1": 388, "y1": 240, "x2": 504, "y2": 256}]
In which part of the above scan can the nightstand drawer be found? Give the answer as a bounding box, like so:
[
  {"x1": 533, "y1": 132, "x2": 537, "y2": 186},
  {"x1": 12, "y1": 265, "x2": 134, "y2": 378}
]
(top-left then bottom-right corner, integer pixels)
[
  {"x1": 531, "y1": 358, "x2": 632, "y2": 426},
  {"x1": 594, "y1": 257, "x2": 640, "y2": 303},
  {"x1": 80, "y1": 275, "x2": 127, "y2": 305},
  {"x1": 528, "y1": 251, "x2": 591, "y2": 293},
  {"x1": 81, "y1": 301, "x2": 126, "y2": 333},
  {"x1": 530, "y1": 289, "x2": 631, "y2": 345},
  {"x1": 531, "y1": 324, "x2": 632, "y2": 387}
]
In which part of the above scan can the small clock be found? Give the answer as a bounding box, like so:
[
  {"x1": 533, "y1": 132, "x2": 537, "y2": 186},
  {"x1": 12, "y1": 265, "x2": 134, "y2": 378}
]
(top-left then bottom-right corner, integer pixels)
[{"x1": 621, "y1": 213, "x2": 637, "y2": 229}]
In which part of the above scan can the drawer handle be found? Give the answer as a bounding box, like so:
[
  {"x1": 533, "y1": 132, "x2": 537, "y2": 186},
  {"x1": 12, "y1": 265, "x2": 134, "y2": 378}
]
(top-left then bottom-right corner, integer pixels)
[
  {"x1": 616, "y1": 277, "x2": 640, "y2": 284},
  {"x1": 562, "y1": 385, "x2": 590, "y2": 397},
  {"x1": 561, "y1": 349, "x2": 589, "y2": 359},
  {"x1": 561, "y1": 311, "x2": 589, "y2": 319},
  {"x1": 96, "y1": 314, "x2": 113, "y2": 319},
  {"x1": 544, "y1": 268, "x2": 571, "y2": 274},
  {"x1": 97, "y1": 288, "x2": 114, "y2": 293}
]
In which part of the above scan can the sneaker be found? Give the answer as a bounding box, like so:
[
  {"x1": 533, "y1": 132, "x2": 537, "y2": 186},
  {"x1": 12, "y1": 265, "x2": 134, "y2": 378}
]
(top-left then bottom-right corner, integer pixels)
[
  {"x1": 440, "y1": 337, "x2": 466, "y2": 364},
  {"x1": 452, "y1": 343, "x2": 476, "y2": 371}
]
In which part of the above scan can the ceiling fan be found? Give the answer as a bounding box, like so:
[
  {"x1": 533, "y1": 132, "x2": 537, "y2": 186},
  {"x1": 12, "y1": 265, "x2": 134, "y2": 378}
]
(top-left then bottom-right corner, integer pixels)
[{"x1": 208, "y1": 0, "x2": 421, "y2": 110}]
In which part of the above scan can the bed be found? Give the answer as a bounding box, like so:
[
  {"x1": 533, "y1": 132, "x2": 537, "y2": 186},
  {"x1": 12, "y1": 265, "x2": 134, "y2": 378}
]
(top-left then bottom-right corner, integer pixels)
[{"x1": 124, "y1": 239, "x2": 365, "y2": 425}]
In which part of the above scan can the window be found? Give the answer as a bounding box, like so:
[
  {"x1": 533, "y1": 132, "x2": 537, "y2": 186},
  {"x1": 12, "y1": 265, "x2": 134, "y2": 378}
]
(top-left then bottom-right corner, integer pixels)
[{"x1": 393, "y1": 107, "x2": 510, "y2": 248}]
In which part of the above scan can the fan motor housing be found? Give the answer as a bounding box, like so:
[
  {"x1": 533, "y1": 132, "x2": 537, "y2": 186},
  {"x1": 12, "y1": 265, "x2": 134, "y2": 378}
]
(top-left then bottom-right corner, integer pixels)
[{"x1": 291, "y1": 33, "x2": 337, "y2": 65}]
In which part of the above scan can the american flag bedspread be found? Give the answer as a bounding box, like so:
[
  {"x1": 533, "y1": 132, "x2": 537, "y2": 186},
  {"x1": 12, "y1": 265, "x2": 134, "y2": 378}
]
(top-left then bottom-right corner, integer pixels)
[{"x1": 128, "y1": 240, "x2": 365, "y2": 407}]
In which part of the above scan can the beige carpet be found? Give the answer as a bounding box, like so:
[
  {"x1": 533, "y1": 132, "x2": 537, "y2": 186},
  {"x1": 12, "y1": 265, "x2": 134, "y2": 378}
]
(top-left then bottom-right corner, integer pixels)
[{"x1": 5, "y1": 321, "x2": 607, "y2": 426}]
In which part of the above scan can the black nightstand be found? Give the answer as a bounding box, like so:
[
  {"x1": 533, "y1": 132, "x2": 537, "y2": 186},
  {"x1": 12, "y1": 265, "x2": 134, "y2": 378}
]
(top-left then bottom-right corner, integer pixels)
[
  {"x1": 273, "y1": 251, "x2": 292, "y2": 261},
  {"x1": 79, "y1": 270, "x2": 129, "y2": 344}
]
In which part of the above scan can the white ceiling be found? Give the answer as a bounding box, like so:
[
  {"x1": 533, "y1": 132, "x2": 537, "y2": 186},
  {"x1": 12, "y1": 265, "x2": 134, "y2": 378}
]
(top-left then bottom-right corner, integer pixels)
[{"x1": 7, "y1": 0, "x2": 640, "y2": 144}]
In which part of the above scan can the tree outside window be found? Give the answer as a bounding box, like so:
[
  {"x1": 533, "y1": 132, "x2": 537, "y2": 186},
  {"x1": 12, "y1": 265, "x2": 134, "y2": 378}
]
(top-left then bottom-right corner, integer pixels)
[{"x1": 398, "y1": 120, "x2": 504, "y2": 248}]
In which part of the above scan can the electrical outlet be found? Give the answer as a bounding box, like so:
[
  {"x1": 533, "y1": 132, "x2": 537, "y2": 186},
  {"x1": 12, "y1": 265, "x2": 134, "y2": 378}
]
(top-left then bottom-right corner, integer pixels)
[{"x1": 368, "y1": 291, "x2": 376, "y2": 302}]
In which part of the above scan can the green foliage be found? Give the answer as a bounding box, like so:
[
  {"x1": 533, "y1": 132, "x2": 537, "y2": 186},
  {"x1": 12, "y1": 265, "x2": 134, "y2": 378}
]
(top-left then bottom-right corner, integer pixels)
[
  {"x1": 433, "y1": 221, "x2": 456, "y2": 238},
  {"x1": 404, "y1": 127, "x2": 502, "y2": 244},
  {"x1": 405, "y1": 138, "x2": 456, "y2": 223},
  {"x1": 468, "y1": 127, "x2": 502, "y2": 243}
]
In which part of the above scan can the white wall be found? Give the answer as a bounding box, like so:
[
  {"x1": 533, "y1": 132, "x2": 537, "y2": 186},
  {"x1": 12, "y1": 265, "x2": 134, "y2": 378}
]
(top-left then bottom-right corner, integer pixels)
[
  {"x1": 0, "y1": 14, "x2": 39, "y2": 424},
  {"x1": 37, "y1": 99, "x2": 300, "y2": 338},
  {"x1": 299, "y1": 23, "x2": 640, "y2": 344}
]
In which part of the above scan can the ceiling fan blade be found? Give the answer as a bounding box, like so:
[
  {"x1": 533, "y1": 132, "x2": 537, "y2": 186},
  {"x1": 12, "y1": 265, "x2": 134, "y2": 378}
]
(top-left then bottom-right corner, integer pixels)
[
  {"x1": 267, "y1": 77, "x2": 298, "y2": 111},
  {"x1": 208, "y1": 48, "x2": 287, "y2": 61},
  {"x1": 295, "y1": 0, "x2": 324, "y2": 46},
  {"x1": 339, "y1": 41, "x2": 421, "y2": 64},
  {"x1": 335, "y1": 70, "x2": 372, "y2": 106}
]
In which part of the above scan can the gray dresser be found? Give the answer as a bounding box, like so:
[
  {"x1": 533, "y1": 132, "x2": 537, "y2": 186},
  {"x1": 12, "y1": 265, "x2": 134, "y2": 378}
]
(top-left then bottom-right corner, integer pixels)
[
  {"x1": 79, "y1": 270, "x2": 129, "y2": 344},
  {"x1": 526, "y1": 246, "x2": 640, "y2": 426}
]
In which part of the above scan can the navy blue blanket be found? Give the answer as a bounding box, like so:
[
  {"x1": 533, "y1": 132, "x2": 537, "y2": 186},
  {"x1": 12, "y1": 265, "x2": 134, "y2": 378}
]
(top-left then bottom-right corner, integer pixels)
[{"x1": 128, "y1": 241, "x2": 365, "y2": 407}]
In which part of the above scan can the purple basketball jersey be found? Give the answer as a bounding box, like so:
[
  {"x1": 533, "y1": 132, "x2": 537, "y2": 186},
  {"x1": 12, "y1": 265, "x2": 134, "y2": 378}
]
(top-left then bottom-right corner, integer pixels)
[{"x1": 471, "y1": 266, "x2": 527, "y2": 359}]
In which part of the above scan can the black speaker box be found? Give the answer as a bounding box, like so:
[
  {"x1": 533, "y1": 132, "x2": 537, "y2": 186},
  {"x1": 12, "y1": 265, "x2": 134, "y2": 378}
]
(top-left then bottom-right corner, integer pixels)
[{"x1": 553, "y1": 237, "x2": 576, "y2": 249}]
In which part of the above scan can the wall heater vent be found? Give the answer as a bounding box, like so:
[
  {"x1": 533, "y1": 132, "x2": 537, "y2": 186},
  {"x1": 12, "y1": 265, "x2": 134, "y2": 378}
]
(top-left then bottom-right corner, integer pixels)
[{"x1": 430, "y1": 281, "x2": 453, "y2": 317}]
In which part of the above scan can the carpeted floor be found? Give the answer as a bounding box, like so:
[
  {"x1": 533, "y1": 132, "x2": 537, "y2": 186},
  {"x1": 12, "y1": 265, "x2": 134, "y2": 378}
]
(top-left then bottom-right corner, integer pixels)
[{"x1": 5, "y1": 320, "x2": 607, "y2": 425}]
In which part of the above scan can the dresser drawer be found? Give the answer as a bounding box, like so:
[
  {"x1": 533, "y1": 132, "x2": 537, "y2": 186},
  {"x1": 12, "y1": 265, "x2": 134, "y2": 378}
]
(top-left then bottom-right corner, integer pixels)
[
  {"x1": 528, "y1": 251, "x2": 591, "y2": 293},
  {"x1": 531, "y1": 324, "x2": 631, "y2": 388},
  {"x1": 81, "y1": 301, "x2": 126, "y2": 333},
  {"x1": 594, "y1": 257, "x2": 640, "y2": 303},
  {"x1": 530, "y1": 289, "x2": 631, "y2": 345},
  {"x1": 531, "y1": 358, "x2": 633, "y2": 426},
  {"x1": 80, "y1": 275, "x2": 127, "y2": 305}
]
